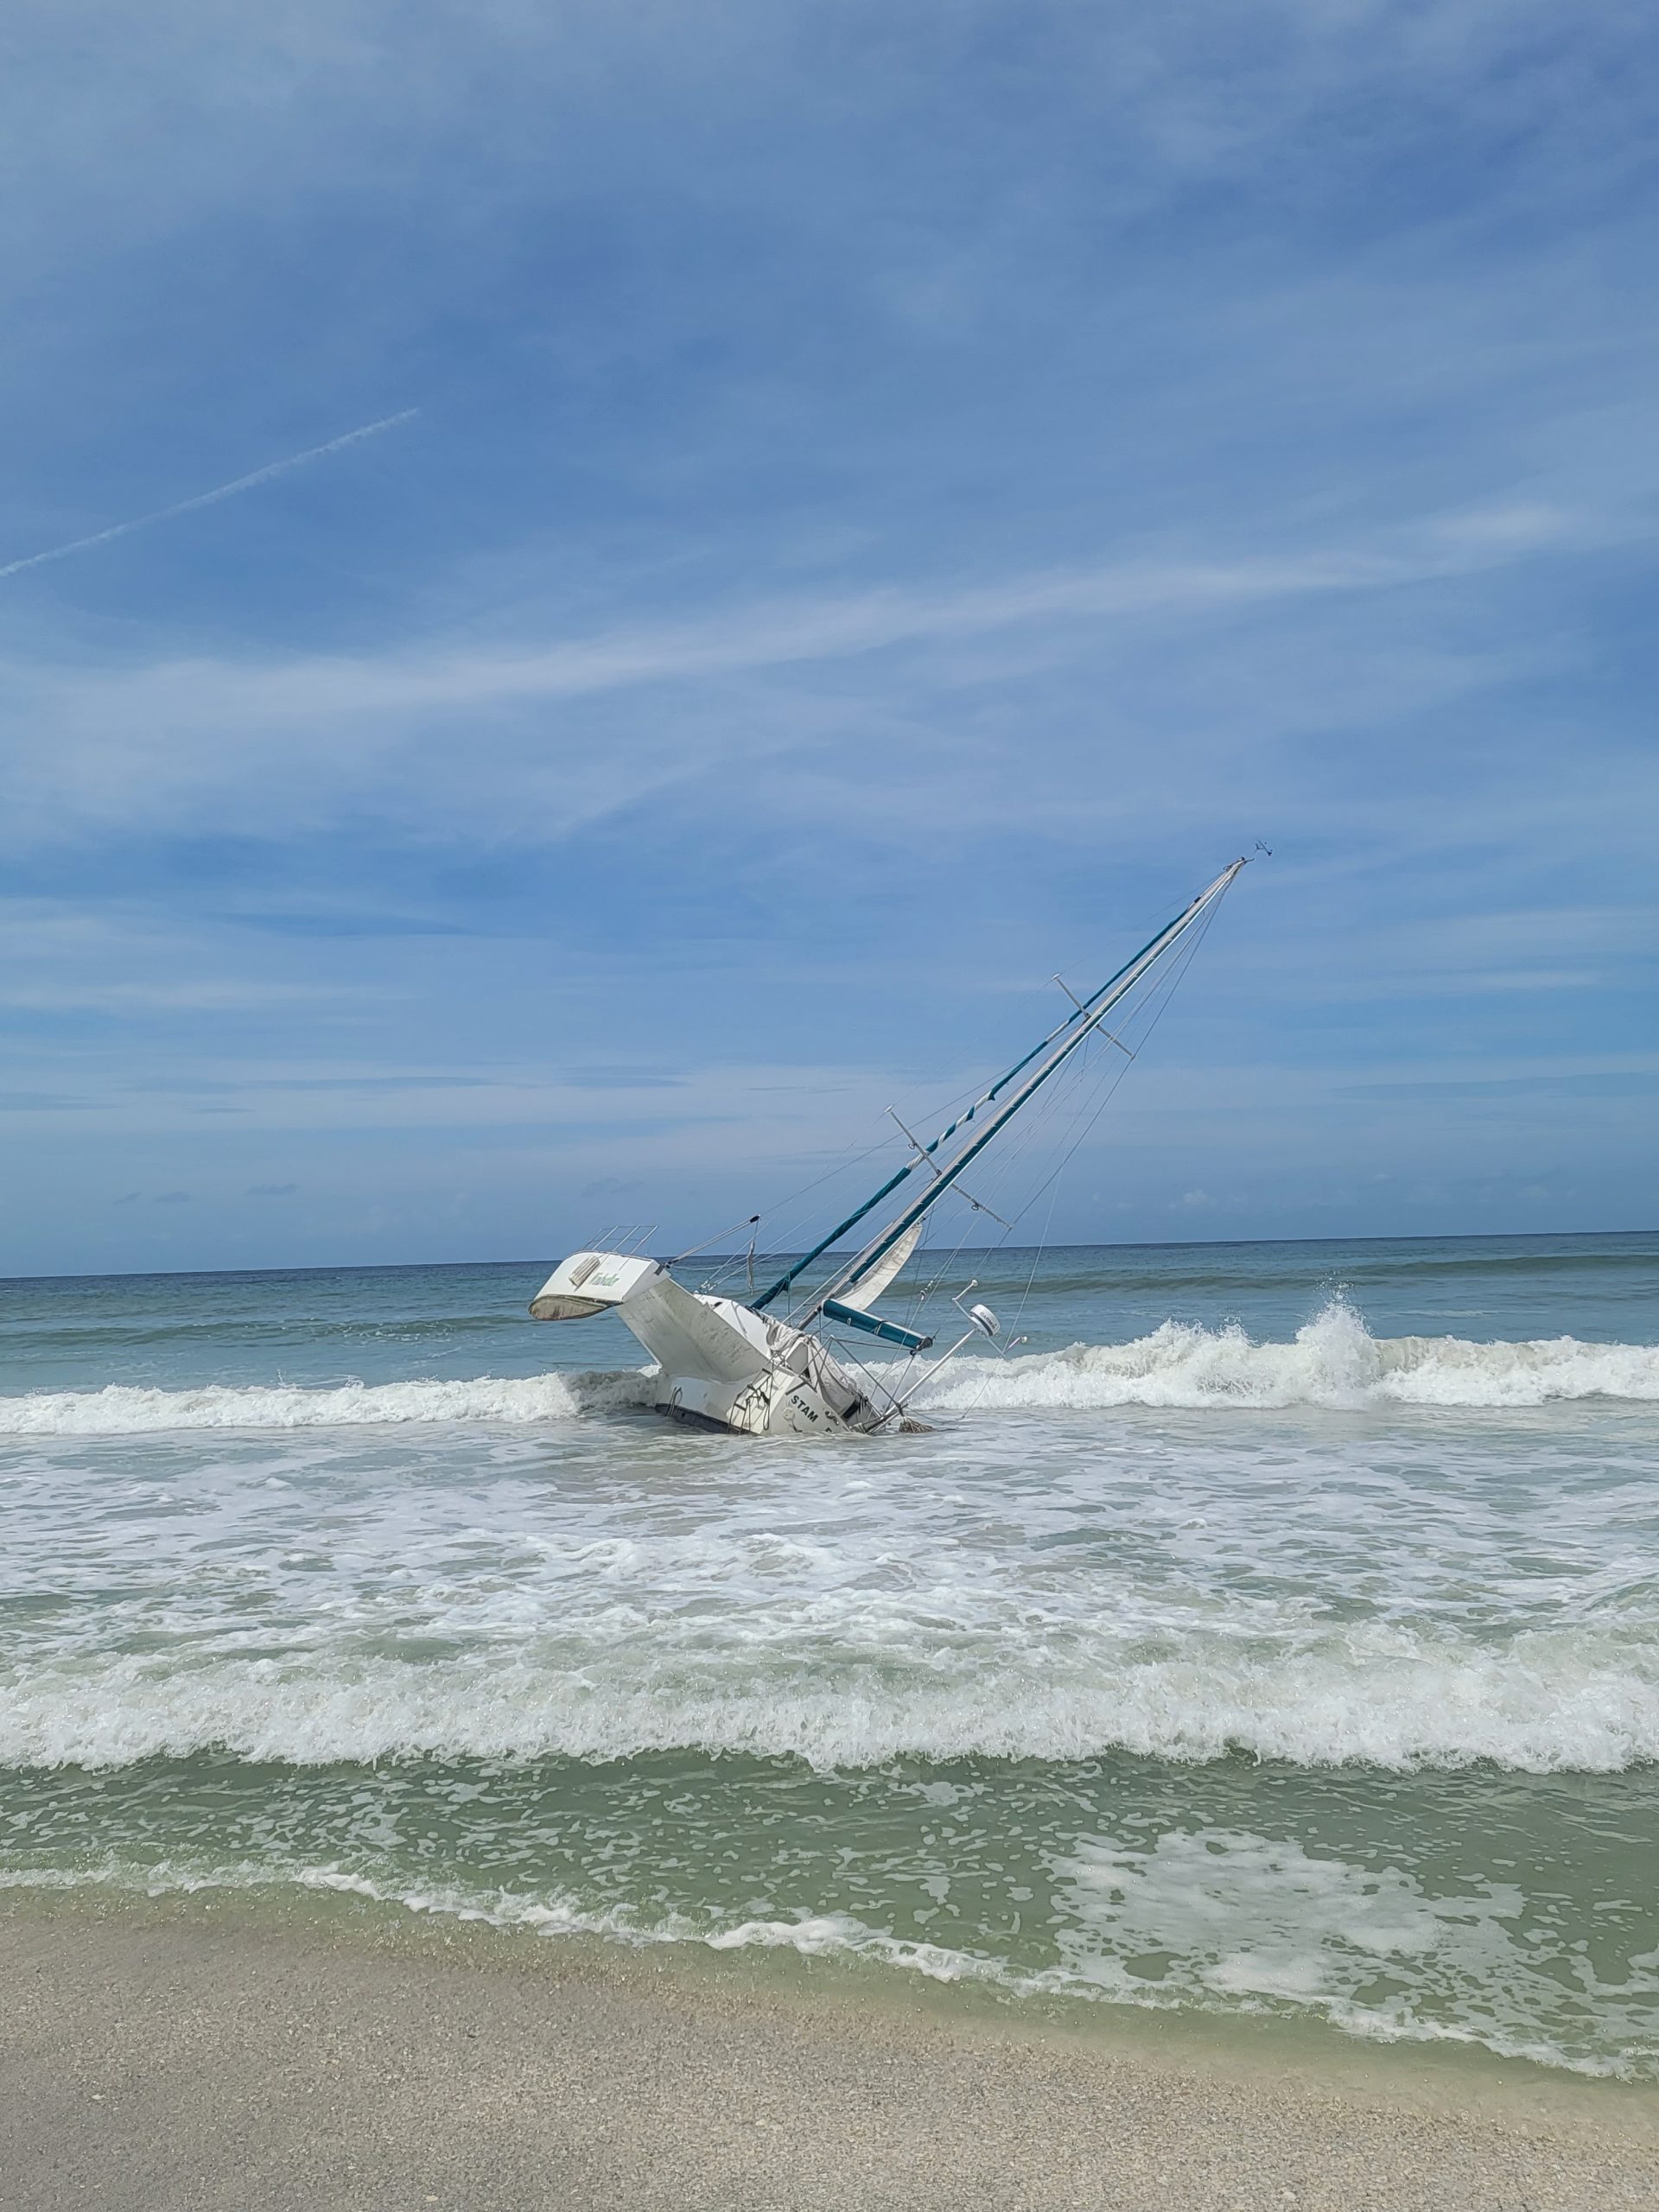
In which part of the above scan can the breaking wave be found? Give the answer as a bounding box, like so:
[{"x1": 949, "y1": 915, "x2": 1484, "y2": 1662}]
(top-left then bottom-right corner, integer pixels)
[
  {"x1": 918, "y1": 1299, "x2": 1659, "y2": 1412},
  {"x1": 7, "y1": 1622, "x2": 1658, "y2": 1773},
  {"x1": 1, "y1": 1301, "x2": 1655, "y2": 1433},
  {"x1": 0, "y1": 1367, "x2": 655, "y2": 1434}
]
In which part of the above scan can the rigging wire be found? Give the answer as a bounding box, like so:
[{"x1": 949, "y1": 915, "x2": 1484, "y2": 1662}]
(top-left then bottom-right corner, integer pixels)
[
  {"x1": 699, "y1": 867, "x2": 1236, "y2": 1330},
  {"x1": 842, "y1": 890, "x2": 1228, "y2": 1396},
  {"x1": 901, "y1": 909, "x2": 1224, "y2": 1423}
]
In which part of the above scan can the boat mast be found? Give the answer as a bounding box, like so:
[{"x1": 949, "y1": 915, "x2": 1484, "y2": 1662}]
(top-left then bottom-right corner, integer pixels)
[{"x1": 755, "y1": 857, "x2": 1248, "y2": 1321}]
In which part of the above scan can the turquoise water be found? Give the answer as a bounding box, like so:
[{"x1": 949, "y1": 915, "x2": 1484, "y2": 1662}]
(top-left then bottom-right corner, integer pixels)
[{"x1": 3, "y1": 1235, "x2": 1657, "y2": 2077}]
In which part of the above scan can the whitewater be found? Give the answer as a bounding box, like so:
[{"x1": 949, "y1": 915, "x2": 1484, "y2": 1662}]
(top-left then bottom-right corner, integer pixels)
[
  {"x1": 4, "y1": 1298, "x2": 1657, "y2": 1433},
  {"x1": 3, "y1": 1235, "x2": 1658, "y2": 2081}
]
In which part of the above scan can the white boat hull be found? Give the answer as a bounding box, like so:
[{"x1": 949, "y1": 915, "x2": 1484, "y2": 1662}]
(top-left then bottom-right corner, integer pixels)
[
  {"x1": 658, "y1": 1366, "x2": 839, "y2": 1437},
  {"x1": 528, "y1": 1252, "x2": 886, "y2": 1436}
]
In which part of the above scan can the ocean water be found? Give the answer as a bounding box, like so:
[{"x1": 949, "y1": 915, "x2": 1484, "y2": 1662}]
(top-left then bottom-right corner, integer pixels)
[{"x1": 3, "y1": 1233, "x2": 1657, "y2": 2081}]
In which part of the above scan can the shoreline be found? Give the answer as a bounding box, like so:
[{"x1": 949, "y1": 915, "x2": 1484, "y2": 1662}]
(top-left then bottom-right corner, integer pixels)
[{"x1": 3, "y1": 1891, "x2": 1656, "y2": 2210}]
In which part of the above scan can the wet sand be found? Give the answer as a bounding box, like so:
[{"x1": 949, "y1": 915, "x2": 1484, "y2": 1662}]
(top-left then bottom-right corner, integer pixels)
[{"x1": 2, "y1": 1899, "x2": 1655, "y2": 2211}]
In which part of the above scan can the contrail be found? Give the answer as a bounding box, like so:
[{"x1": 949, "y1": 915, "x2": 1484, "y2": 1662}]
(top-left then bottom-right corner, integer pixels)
[{"x1": 0, "y1": 409, "x2": 419, "y2": 582}]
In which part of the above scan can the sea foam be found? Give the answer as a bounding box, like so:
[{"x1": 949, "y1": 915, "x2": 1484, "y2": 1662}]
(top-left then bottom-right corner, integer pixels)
[
  {"x1": 0, "y1": 1366, "x2": 654, "y2": 1434},
  {"x1": 2, "y1": 1301, "x2": 1654, "y2": 1432},
  {"x1": 918, "y1": 1300, "x2": 1659, "y2": 1413},
  {"x1": 2, "y1": 1849, "x2": 1647, "y2": 2080},
  {"x1": 6, "y1": 1618, "x2": 1657, "y2": 1774}
]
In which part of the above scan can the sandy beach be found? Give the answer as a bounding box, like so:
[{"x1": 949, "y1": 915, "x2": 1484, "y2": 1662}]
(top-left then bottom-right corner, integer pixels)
[{"x1": 2, "y1": 1898, "x2": 1655, "y2": 2212}]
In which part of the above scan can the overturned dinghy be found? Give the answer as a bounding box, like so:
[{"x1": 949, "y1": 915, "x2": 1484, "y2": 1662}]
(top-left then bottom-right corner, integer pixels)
[{"x1": 530, "y1": 858, "x2": 1249, "y2": 1435}]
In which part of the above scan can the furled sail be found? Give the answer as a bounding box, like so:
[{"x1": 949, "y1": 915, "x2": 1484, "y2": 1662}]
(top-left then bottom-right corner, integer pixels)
[{"x1": 838, "y1": 1219, "x2": 922, "y2": 1312}]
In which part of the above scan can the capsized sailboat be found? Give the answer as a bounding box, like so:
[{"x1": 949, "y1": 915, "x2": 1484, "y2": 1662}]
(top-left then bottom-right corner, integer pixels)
[{"x1": 529, "y1": 858, "x2": 1248, "y2": 1434}]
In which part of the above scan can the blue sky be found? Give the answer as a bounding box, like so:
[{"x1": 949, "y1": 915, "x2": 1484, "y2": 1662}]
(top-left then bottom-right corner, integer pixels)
[{"x1": 3, "y1": 0, "x2": 1656, "y2": 1275}]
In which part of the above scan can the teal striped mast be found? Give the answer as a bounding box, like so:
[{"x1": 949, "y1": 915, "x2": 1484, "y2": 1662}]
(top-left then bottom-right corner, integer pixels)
[{"x1": 751, "y1": 858, "x2": 1249, "y2": 1319}]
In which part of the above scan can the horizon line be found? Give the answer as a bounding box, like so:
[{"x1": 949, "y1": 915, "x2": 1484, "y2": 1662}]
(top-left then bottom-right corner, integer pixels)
[{"x1": 3, "y1": 1224, "x2": 1653, "y2": 1287}]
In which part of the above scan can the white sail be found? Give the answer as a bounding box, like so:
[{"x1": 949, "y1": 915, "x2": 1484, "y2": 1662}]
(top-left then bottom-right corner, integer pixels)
[{"x1": 839, "y1": 1219, "x2": 922, "y2": 1311}]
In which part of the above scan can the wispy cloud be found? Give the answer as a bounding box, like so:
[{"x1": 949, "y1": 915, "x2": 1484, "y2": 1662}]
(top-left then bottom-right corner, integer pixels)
[
  {"x1": 1341, "y1": 1071, "x2": 1659, "y2": 1101},
  {"x1": 108, "y1": 499, "x2": 1575, "y2": 721},
  {"x1": 0, "y1": 410, "x2": 418, "y2": 582},
  {"x1": 0, "y1": 979, "x2": 376, "y2": 1014},
  {"x1": 0, "y1": 498, "x2": 1593, "y2": 855},
  {"x1": 2, "y1": 1, "x2": 1656, "y2": 1268}
]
